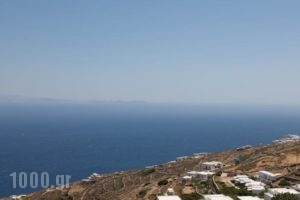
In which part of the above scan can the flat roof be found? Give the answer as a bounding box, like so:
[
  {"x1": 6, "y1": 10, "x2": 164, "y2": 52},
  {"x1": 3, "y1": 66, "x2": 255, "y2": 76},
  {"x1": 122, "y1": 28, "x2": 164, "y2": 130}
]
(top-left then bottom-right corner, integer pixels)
[
  {"x1": 234, "y1": 175, "x2": 249, "y2": 178},
  {"x1": 202, "y1": 161, "x2": 223, "y2": 165},
  {"x1": 245, "y1": 181, "x2": 265, "y2": 186},
  {"x1": 268, "y1": 188, "x2": 300, "y2": 194},
  {"x1": 204, "y1": 194, "x2": 234, "y2": 200},
  {"x1": 293, "y1": 184, "x2": 300, "y2": 190},
  {"x1": 188, "y1": 171, "x2": 215, "y2": 175},
  {"x1": 157, "y1": 196, "x2": 182, "y2": 200},
  {"x1": 258, "y1": 171, "x2": 282, "y2": 177},
  {"x1": 237, "y1": 196, "x2": 263, "y2": 200}
]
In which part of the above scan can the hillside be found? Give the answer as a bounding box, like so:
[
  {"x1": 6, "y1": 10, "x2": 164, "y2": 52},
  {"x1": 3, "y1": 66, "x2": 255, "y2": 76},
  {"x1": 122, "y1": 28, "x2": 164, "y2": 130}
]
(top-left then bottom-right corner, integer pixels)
[{"x1": 4, "y1": 136, "x2": 300, "y2": 200}]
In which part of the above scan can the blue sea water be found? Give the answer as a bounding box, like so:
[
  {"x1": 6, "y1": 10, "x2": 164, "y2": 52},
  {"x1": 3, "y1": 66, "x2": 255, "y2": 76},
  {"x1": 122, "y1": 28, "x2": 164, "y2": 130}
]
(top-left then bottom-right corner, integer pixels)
[{"x1": 1, "y1": 102, "x2": 300, "y2": 197}]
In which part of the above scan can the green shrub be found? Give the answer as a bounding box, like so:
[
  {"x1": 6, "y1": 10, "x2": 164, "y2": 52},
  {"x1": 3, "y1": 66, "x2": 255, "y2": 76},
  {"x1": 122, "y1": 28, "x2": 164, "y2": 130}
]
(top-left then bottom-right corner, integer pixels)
[
  {"x1": 180, "y1": 193, "x2": 202, "y2": 200},
  {"x1": 221, "y1": 187, "x2": 252, "y2": 198},
  {"x1": 272, "y1": 193, "x2": 299, "y2": 200},
  {"x1": 237, "y1": 188, "x2": 252, "y2": 196},
  {"x1": 221, "y1": 186, "x2": 238, "y2": 197},
  {"x1": 137, "y1": 189, "x2": 148, "y2": 198},
  {"x1": 279, "y1": 179, "x2": 291, "y2": 187},
  {"x1": 158, "y1": 179, "x2": 169, "y2": 186},
  {"x1": 141, "y1": 168, "x2": 155, "y2": 176}
]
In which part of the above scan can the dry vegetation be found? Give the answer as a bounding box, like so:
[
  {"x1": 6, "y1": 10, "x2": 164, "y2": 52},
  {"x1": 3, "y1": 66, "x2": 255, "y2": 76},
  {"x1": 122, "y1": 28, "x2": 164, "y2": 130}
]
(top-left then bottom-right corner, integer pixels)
[{"x1": 4, "y1": 141, "x2": 300, "y2": 200}]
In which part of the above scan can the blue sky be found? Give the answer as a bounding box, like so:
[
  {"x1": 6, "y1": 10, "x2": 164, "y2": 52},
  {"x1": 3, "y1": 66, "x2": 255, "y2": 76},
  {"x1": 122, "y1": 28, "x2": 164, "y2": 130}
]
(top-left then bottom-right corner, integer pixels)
[{"x1": 1, "y1": 1, "x2": 300, "y2": 104}]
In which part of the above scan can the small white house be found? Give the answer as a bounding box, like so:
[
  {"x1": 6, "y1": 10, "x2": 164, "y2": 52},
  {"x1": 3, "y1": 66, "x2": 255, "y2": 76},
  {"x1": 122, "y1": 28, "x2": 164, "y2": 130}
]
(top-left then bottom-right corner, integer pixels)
[
  {"x1": 193, "y1": 152, "x2": 208, "y2": 158},
  {"x1": 10, "y1": 195, "x2": 27, "y2": 200},
  {"x1": 156, "y1": 195, "x2": 182, "y2": 200},
  {"x1": 258, "y1": 171, "x2": 282, "y2": 182},
  {"x1": 264, "y1": 188, "x2": 300, "y2": 200},
  {"x1": 167, "y1": 188, "x2": 175, "y2": 195},
  {"x1": 233, "y1": 175, "x2": 254, "y2": 184},
  {"x1": 292, "y1": 184, "x2": 300, "y2": 191},
  {"x1": 201, "y1": 161, "x2": 223, "y2": 171},
  {"x1": 187, "y1": 171, "x2": 215, "y2": 181},
  {"x1": 182, "y1": 175, "x2": 192, "y2": 180},
  {"x1": 237, "y1": 196, "x2": 263, "y2": 200},
  {"x1": 203, "y1": 194, "x2": 234, "y2": 200},
  {"x1": 233, "y1": 175, "x2": 265, "y2": 194},
  {"x1": 247, "y1": 185, "x2": 265, "y2": 195}
]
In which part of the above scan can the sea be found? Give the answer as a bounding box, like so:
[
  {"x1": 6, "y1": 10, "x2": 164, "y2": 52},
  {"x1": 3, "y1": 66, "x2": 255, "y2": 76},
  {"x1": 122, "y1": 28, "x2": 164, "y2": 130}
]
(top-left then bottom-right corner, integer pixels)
[{"x1": 1, "y1": 102, "x2": 300, "y2": 197}]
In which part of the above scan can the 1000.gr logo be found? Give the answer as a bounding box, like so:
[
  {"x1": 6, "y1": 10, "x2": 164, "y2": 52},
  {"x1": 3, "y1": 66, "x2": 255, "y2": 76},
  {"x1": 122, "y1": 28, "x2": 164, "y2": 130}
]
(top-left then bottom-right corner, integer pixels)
[{"x1": 10, "y1": 172, "x2": 71, "y2": 189}]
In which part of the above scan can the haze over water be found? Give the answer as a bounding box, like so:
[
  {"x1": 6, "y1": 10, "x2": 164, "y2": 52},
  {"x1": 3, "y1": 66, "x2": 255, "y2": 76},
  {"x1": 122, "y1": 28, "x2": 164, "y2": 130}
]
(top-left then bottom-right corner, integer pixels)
[{"x1": 1, "y1": 0, "x2": 300, "y2": 198}]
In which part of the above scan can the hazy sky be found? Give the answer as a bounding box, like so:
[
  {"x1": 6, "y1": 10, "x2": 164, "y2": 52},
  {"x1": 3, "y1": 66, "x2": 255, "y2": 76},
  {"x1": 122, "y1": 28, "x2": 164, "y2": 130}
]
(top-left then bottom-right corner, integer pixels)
[{"x1": 1, "y1": 1, "x2": 300, "y2": 104}]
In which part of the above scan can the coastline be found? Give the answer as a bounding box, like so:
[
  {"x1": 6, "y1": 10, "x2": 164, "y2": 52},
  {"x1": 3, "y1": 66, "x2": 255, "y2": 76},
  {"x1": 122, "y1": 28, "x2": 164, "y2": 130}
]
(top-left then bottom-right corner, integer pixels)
[{"x1": 3, "y1": 135, "x2": 300, "y2": 200}]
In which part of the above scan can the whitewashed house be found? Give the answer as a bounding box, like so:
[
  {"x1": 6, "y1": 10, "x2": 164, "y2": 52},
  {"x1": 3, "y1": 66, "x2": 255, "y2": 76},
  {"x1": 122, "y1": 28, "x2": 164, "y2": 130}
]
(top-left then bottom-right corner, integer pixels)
[
  {"x1": 264, "y1": 188, "x2": 300, "y2": 200},
  {"x1": 10, "y1": 195, "x2": 27, "y2": 200},
  {"x1": 182, "y1": 175, "x2": 192, "y2": 180},
  {"x1": 233, "y1": 175, "x2": 265, "y2": 194},
  {"x1": 292, "y1": 184, "x2": 300, "y2": 191},
  {"x1": 203, "y1": 194, "x2": 233, "y2": 200},
  {"x1": 167, "y1": 188, "x2": 175, "y2": 195},
  {"x1": 193, "y1": 152, "x2": 208, "y2": 158},
  {"x1": 247, "y1": 185, "x2": 265, "y2": 195},
  {"x1": 234, "y1": 175, "x2": 253, "y2": 184},
  {"x1": 258, "y1": 171, "x2": 282, "y2": 182},
  {"x1": 156, "y1": 195, "x2": 182, "y2": 200},
  {"x1": 201, "y1": 161, "x2": 223, "y2": 171},
  {"x1": 237, "y1": 196, "x2": 263, "y2": 200},
  {"x1": 187, "y1": 171, "x2": 215, "y2": 181}
]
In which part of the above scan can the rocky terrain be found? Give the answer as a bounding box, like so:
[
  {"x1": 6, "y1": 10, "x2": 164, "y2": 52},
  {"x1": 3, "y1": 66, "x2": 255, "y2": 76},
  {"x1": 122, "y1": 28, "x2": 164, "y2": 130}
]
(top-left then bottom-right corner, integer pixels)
[{"x1": 3, "y1": 136, "x2": 300, "y2": 200}]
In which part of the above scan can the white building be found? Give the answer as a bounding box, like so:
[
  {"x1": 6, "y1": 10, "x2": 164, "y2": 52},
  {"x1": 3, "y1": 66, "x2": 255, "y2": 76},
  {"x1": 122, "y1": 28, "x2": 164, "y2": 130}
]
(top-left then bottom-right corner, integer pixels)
[
  {"x1": 156, "y1": 195, "x2": 182, "y2": 200},
  {"x1": 167, "y1": 188, "x2": 175, "y2": 195},
  {"x1": 237, "y1": 196, "x2": 263, "y2": 200},
  {"x1": 187, "y1": 171, "x2": 215, "y2": 181},
  {"x1": 272, "y1": 134, "x2": 300, "y2": 144},
  {"x1": 10, "y1": 195, "x2": 27, "y2": 200},
  {"x1": 182, "y1": 175, "x2": 192, "y2": 180},
  {"x1": 292, "y1": 184, "x2": 300, "y2": 191},
  {"x1": 247, "y1": 185, "x2": 265, "y2": 195},
  {"x1": 233, "y1": 175, "x2": 265, "y2": 194},
  {"x1": 234, "y1": 175, "x2": 253, "y2": 184},
  {"x1": 201, "y1": 161, "x2": 223, "y2": 171},
  {"x1": 264, "y1": 188, "x2": 300, "y2": 200},
  {"x1": 203, "y1": 194, "x2": 234, "y2": 200},
  {"x1": 193, "y1": 152, "x2": 208, "y2": 158},
  {"x1": 258, "y1": 171, "x2": 282, "y2": 182}
]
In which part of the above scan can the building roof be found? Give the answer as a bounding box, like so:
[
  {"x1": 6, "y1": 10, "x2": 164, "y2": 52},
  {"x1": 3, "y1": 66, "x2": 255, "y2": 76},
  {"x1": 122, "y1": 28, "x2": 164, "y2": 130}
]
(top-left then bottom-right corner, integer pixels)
[
  {"x1": 247, "y1": 186, "x2": 265, "y2": 191},
  {"x1": 187, "y1": 171, "x2": 198, "y2": 174},
  {"x1": 202, "y1": 161, "x2": 223, "y2": 165},
  {"x1": 204, "y1": 194, "x2": 234, "y2": 200},
  {"x1": 199, "y1": 171, "x2": 215, "y2": 175},
  {"x1": 188, "y1": 171, "x2": 215, "y2": 175},
  {"x1": 268, "y1": 188, "x2": 300, "y2": 195},
  {"x1": 292, "y1": 184, "x2": 300, "y2": 191},
  {"x1": 182, "y1": 175, "x2": 192, "y2": 179},
  {"x1": 167, "y1": 188, "x2": 175, "y2": 192},
  {"x1": 237, "y1": 196, "x2": 263, "y2": 200},
  {"x1": 157, "y1": 196, "x2": 182, "y2": 200},
  {"x1": 245, "y1": 181, "x2": 265, "y2": 186},
  {"x1": 234, "y1": 175, "x2": 249, "y2": 178},
  {"x1": 258, "y1": 171, "x2": 282, "y2": 177}
]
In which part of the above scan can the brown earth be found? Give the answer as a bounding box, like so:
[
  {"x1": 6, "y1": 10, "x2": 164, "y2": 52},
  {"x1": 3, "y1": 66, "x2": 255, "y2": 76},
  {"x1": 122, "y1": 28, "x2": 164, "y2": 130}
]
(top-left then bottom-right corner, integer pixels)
[{"x1": 3, "y1": 141, "x2": 300, "y2": 200}]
